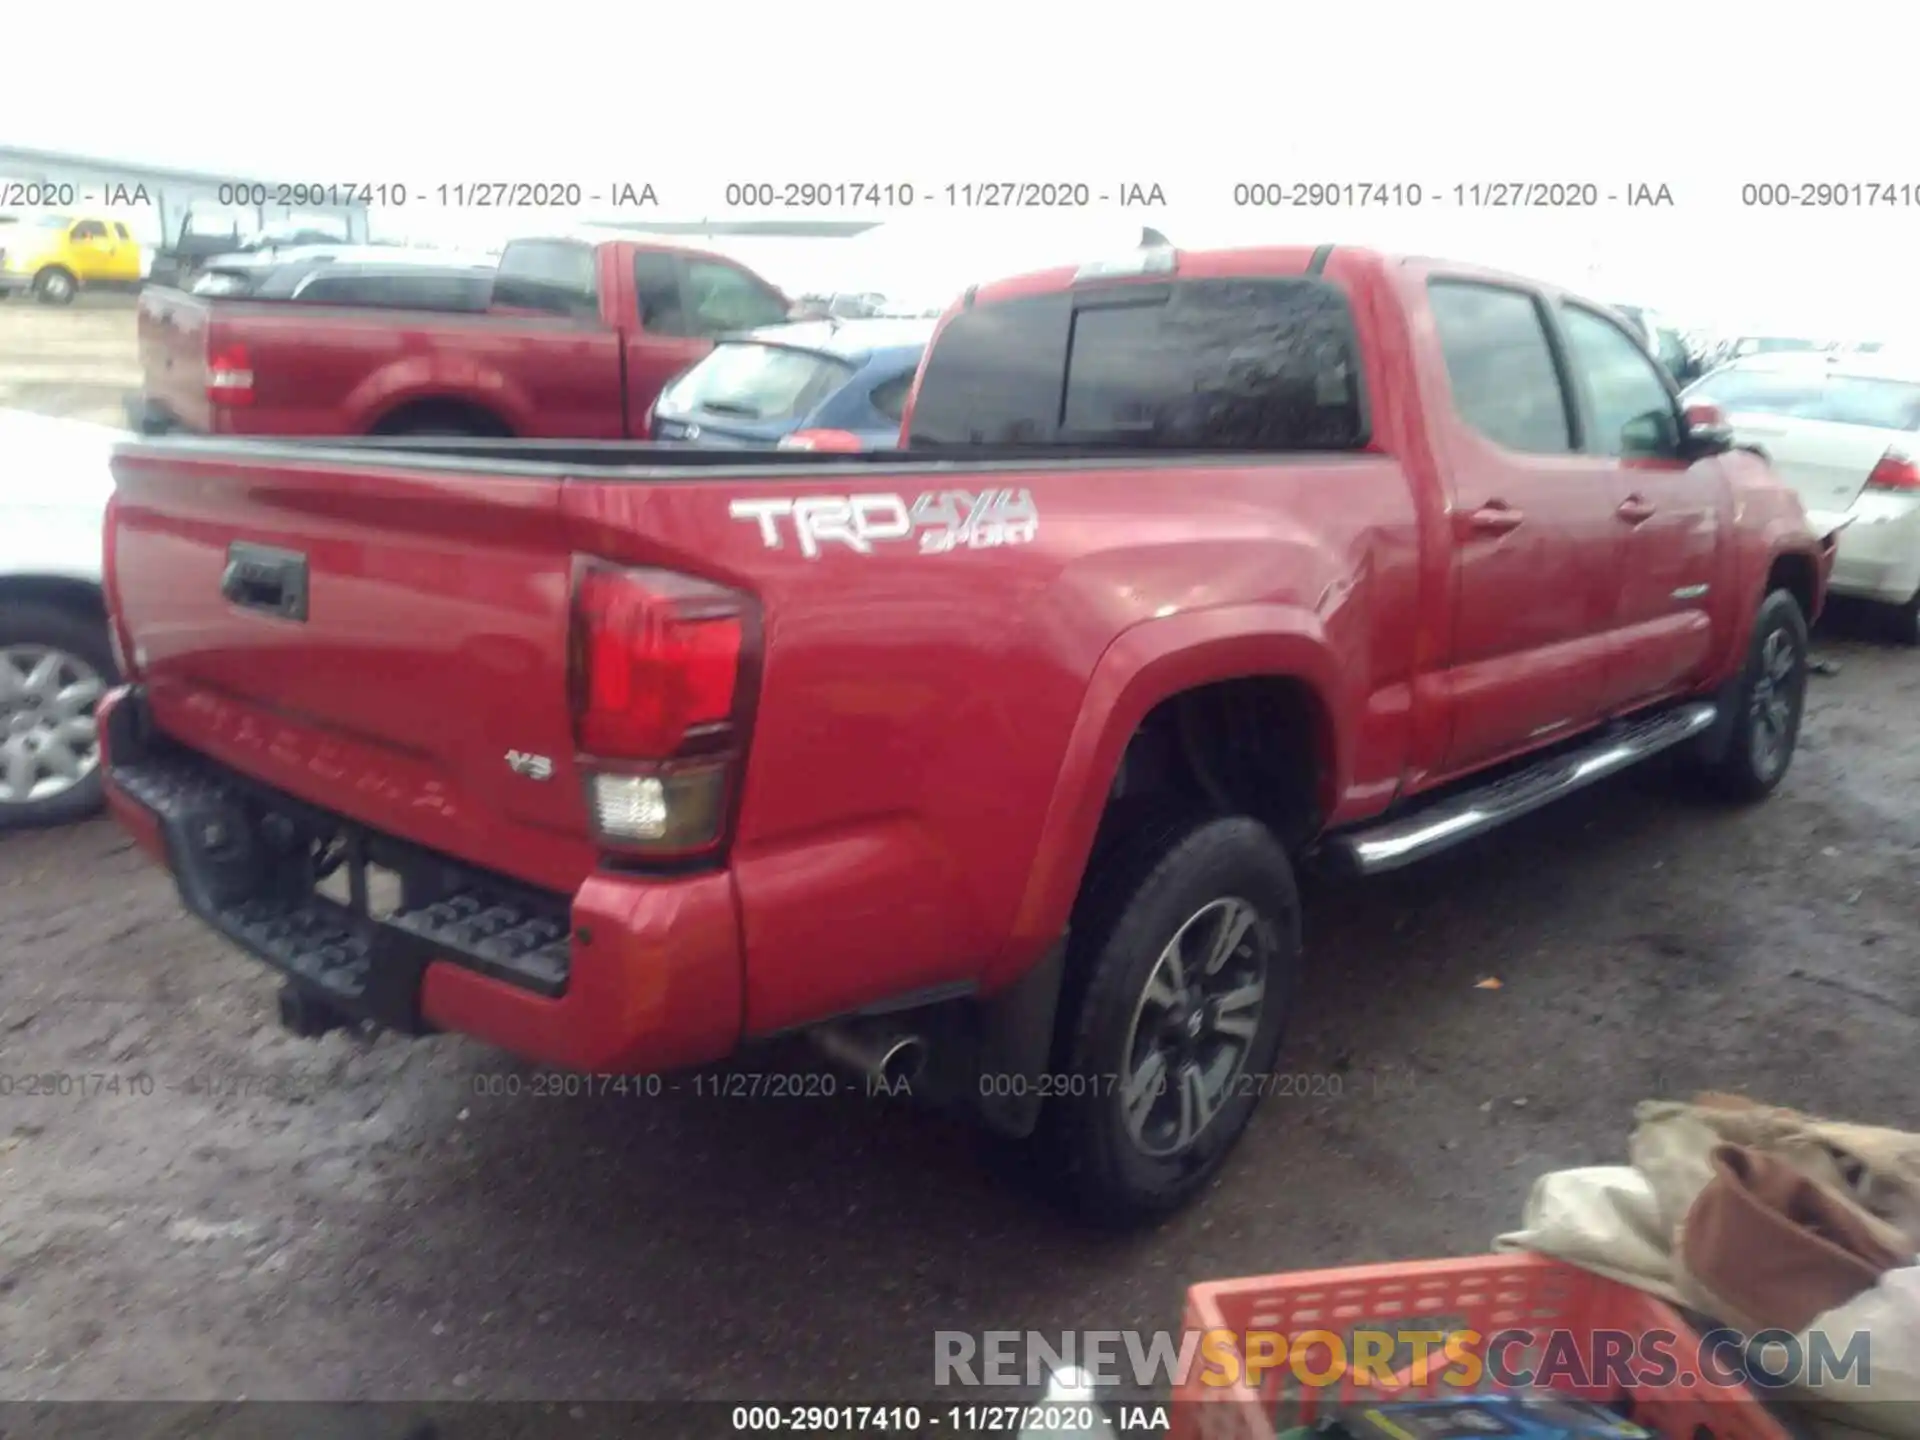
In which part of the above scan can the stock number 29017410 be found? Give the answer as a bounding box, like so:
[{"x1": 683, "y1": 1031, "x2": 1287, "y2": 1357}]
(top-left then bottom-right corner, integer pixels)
[{"x1": 731, "y1": 1406, "x2": 923, "y2": 1431}]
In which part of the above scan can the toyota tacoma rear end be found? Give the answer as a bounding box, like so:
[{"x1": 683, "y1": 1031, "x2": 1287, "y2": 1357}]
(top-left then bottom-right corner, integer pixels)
[{"x1": 100, "y1": 242, "x2": 1829, "y2": 1223}]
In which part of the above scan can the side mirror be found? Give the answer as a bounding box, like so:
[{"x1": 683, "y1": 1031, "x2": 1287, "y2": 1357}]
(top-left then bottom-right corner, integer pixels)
[{"x1": 1682, "y1": 401, "x2": 1736, "y2": 458}]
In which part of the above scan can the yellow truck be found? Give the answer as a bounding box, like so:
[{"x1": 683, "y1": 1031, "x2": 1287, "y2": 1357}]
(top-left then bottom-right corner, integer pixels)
[{"x1": 0, "y1": 213, "x2": 145, "y2": 304}]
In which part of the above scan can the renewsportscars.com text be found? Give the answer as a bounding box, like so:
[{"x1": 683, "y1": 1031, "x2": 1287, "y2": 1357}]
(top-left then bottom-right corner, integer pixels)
[{"x1": 934, "y1": 1327, "x2": 1872, "y2": 1392}]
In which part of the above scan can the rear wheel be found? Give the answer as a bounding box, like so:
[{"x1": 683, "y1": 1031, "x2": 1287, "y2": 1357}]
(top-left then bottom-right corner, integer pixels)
[
  {"x1": 33, "y1": 267, "x2": 77, "y2": 305},
  {"x1": 0, "y1": 604, "x2": 115, "y2": 828},
  {"x1": 1696, "y1": 588, "x2": 1810, "y2": 801},
  {"x1": 1032, "y1": 813, "x2": 1300, "y2": 1227}
]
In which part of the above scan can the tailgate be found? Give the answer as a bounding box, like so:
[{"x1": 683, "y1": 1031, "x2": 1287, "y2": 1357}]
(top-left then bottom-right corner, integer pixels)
[
  {"x1": 137, "y1": 288, "x2": 213, "y2": 434},
  {"x1": 108, "y1": 443, "x2": 596, "y2": 892}
]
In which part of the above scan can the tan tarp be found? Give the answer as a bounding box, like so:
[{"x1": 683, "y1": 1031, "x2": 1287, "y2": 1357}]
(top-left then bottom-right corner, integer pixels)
[{"x1": 1494, "y1": 1096, "x2": 1920, "y2": 1440}]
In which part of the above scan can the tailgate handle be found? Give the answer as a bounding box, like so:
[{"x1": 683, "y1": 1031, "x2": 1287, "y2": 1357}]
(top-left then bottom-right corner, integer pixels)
[{"x1": 221, "y1": 543, "x2": 309, "y2": 621}]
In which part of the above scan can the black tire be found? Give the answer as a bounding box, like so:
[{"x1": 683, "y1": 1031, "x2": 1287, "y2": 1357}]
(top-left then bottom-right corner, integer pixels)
[
  {"x1": 32, "y1": 267, "x2": 78, "y2": 306},
  {"x1": 0, "y1": 601, "x2": 117, "y2": 829},
  {"x1": 1031, "y1": 813, "x2": 1301, "y2": 1227},
  {"x1": 1886, "y1": 588, "x2": 1920, "y2": 648},
  {"x1": 1697, "y1": 588, "x2": 1810, "y2": 802}
]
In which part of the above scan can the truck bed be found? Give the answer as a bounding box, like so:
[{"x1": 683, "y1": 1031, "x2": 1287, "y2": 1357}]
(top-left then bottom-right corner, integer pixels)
[{"x1": 105, "y1": 435, "x2": 1415, "y2": 1035}]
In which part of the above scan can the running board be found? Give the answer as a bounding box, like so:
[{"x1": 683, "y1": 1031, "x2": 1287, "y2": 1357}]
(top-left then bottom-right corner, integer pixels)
[{"x1": 1323, "y1": 702, "x2": 1718, "y2": 877}]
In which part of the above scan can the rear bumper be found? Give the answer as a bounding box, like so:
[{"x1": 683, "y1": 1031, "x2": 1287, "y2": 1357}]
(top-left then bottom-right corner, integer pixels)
[
  {"x1": 98, "y1": 685, "x2": 746, "y2": 1074},
  {"x1": 1819, "y1": 501, "x2": 1920, "y2": 605},
  {"x1": 0, "y1": 272, "x2": 34, "y2": 295}
]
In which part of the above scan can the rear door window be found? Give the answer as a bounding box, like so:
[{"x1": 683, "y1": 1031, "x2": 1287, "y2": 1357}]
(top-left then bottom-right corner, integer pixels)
[
  {"x1": 1427, "y1": 280, "x2": 1574, "y2": 454},
  {"x1": 491, "y1": 239, "x2": 599, "y2": 319},
  {"x1": 907, "y1": 278, "x2": 1367, "y2": 449},
  {"x1": 656, "y1": 342, "x2": 853, "y2": 421}
]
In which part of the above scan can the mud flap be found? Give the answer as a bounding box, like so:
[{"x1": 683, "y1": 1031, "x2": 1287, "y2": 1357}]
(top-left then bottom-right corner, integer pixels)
[
  {"x1": 1692, "y1": 666, "x2": 1746, "y2": 767},
  {"x1": 972, "y1": 937, "x2": 1068, "y2": 1139}
]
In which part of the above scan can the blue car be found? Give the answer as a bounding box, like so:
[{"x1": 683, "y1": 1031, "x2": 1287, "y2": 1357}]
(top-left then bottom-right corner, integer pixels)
[{"x1": 648, "y1": 317, "x2": 935, "y2": 450}]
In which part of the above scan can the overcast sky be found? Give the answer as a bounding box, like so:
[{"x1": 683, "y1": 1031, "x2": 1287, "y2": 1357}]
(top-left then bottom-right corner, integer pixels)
[{"x1": 4, "y1": 1, "x2": 1910, "y2": 335}]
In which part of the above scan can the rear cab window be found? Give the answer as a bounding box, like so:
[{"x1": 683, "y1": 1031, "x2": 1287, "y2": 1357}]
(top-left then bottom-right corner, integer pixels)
[
  {"x1": 656, "y1": 341, "x2": 854, "y2": 421},
  {"x1": 907, "y1": 276, "x2": 1368, "y2": 449},
  {"x1": 492, "y1": 239, "x2": 600, "y2": 320}
]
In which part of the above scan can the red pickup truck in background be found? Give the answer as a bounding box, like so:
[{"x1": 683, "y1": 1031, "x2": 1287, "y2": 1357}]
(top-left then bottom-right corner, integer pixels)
[
  {"x1": 98, "y1": 242, "x2": 1833, "y2": 1225},
  {"x1": 130, "y1": 234, "x2": 792, "y2": 439}
]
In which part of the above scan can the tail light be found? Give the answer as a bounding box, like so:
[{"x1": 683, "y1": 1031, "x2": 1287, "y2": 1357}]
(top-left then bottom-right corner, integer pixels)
[
  {"x1": 1867, "y1": 447, "x2": 1920, "y2": 493},
  {"x1": 568, "y1": 563, "x2": 757, "y2": 858},
  {"x1": 777, "y1": 428, "x2": 864, "y2": 452},
  {"x1": 205, "y1": 342, "x2": 254, "y2": 405}
]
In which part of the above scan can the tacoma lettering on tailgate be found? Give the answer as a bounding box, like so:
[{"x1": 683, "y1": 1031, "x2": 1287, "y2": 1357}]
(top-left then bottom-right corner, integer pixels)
[{"x1": 729, "y1": 490, "x2": 1039, "y2": 559}]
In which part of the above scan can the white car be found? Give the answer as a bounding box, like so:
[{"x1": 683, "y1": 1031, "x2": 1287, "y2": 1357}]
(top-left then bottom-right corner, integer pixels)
[
  {"x1": 0, "y1": 409, "x2": 119, "y2": 827},
  {"x1": 1683, "y1": 352, "x2": 1920, "y2": 642}
]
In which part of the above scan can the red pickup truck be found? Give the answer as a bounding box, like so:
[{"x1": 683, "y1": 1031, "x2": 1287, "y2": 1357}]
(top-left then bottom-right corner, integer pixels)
[
  {"x1": 98, "y1": 242, "x2": 1833, "y2": 1225},
  {"x1": 130, "y1": 234, "x2": 792, "y2": 439}
]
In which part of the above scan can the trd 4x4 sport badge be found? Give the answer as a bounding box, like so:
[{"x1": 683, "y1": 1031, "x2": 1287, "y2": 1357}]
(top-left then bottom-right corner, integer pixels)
[{"x1": 729, "y1": 489, "x2": 1040, "y2": 559}]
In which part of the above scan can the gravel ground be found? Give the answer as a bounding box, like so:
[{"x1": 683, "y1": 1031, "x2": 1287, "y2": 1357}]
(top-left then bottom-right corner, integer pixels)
[
  {"x1": 0, "y1": 297, "x2": 140, "y2": 429},
  {"x1": 3, "y1": 299, "x2": 1919, "y2": 1427},
  {"x1": 3, "y1": 625, "x2": 1916, "y2": 1415}
]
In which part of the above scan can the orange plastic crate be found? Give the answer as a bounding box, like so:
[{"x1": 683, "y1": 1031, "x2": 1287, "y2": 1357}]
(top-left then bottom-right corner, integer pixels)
[{"x1": 1170, "y1": 1253, "x2": 1791, "y2": 1440}]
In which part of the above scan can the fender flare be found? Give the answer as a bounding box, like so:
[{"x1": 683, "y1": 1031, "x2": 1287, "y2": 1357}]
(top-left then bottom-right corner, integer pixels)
[
  {"x1": 1749, "y1": 520, "x2": 1827, "y2": 622},
  {"x1": 990, "y1": 602, "x2": 1342, "y2": 993}
]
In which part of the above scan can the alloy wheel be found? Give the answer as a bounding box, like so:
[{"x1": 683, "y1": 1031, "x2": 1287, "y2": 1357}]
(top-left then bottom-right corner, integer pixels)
[
  {"x1": 0, "y1": 645, "x2": 106, "y2": 807},
  {"x1": 1119, "y1": 896, "x2": 1271, "y2": 1159},
  {"x1": 1747, "y1": 626, "x2": 1804, "y2": 783}
]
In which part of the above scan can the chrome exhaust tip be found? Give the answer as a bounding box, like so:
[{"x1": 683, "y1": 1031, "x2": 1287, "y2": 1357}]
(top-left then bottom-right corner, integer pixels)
[{"x1": 811, "y1": 1022, "x2": 928, "y2": 1088}]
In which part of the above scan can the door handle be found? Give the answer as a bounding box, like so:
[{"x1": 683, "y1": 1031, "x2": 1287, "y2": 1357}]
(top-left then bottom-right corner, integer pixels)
[
  {"x1": 1462, "y1": 501, "x2": 1525, "y2": 536},
  {"x1": 1617, "y1": 495, "x2": 1658, "y2": 524}
]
